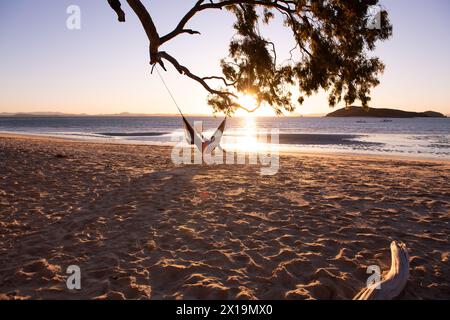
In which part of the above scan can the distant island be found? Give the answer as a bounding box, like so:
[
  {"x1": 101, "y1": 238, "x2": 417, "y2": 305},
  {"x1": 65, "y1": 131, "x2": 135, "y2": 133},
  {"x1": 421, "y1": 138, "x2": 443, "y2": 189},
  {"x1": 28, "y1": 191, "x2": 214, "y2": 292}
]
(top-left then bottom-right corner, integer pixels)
[{"x1": 326, "y1": 106, "x2": 446, "y2": 118}]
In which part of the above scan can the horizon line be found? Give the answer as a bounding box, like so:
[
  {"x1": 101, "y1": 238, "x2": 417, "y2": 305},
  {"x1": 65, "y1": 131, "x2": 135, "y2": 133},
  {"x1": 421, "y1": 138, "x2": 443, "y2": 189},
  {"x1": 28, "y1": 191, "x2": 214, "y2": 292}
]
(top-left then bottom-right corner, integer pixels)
[{"x1": 0, "y1": 111, "x2": 323, "y2": 118}]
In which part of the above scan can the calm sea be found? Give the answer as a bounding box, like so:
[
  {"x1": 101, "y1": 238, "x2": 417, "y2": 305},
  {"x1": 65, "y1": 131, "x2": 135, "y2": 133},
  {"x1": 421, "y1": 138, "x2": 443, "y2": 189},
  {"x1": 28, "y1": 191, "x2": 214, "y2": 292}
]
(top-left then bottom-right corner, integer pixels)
[{"x1": 1, "y1": 116, "x2": 449, "y2": 160}]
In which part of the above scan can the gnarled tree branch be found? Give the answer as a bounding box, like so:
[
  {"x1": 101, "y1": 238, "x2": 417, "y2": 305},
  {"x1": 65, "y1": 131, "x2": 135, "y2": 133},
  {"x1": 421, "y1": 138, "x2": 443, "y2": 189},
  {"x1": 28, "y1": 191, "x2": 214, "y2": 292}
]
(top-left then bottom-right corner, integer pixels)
[
  {"x1": 159, "y1": 51, "x2": 237, "y2": 100},
  {"x1": 125, "y1": 0, "x2": 160, "y2": 64},
  {"x1": 160, "y1": 0, "x2": 299, "y2": 44}
]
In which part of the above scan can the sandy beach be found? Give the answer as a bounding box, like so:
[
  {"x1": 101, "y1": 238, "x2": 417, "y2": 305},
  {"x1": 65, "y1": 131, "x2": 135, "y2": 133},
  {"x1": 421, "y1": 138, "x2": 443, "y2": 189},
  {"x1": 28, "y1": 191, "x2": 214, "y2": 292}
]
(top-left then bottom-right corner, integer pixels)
[{"x1": 0, "y1": 134, "x2": 449, "y2": 300}]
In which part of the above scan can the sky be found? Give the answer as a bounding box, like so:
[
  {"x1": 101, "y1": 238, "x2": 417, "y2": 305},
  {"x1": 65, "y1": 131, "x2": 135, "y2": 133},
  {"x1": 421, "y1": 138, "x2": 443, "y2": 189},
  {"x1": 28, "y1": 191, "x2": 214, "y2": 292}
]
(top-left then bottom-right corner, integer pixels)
[{"x1": 0, "y1": 0, "x2": 449, "y2": 116}]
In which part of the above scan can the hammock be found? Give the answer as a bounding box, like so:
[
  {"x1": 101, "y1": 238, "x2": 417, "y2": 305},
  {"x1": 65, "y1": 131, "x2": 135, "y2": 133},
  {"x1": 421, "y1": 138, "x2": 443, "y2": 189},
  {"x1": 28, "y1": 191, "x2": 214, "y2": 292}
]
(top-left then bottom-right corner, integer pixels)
[
  {"x1": 182, "y1": 115, "x2": 227, "y2": 153},
  {"x1": 156, "y1": 67, "x2": 227, "y2": 153}
]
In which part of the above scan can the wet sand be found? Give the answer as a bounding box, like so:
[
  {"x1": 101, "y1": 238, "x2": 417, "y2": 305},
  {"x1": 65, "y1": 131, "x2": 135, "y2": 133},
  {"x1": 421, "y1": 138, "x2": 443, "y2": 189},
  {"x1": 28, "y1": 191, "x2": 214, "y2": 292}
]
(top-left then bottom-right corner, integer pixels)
[{"x1": 0, "y1": 134, "x2": 449, "y2": 299}]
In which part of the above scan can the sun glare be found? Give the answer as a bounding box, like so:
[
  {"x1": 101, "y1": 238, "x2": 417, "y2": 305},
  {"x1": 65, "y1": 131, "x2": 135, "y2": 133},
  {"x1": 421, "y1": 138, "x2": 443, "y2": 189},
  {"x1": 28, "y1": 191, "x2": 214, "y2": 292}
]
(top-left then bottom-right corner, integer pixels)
[
  {"x1": 222, "y1": 93, "x2": 276, "y2": 153},
  {"x1": 238, "y1": 115, "x2": 258, "y2": 152},
  {"x1": 235, "y1": 93, "x2": 277, "y2": 117},
  {"x1": 237, "y1": 93, "x2": 258, "y2": 114},
  {"x1": 235, "y1": 94, "x2": 259, "y2": 151}
]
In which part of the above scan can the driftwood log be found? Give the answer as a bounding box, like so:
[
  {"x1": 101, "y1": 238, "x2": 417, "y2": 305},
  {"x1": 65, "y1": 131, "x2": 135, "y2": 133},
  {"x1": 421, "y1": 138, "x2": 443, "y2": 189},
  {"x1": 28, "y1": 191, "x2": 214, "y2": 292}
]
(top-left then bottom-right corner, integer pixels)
[{"x1": 354, "y1": 241, "x2": 409, "y2": 300}]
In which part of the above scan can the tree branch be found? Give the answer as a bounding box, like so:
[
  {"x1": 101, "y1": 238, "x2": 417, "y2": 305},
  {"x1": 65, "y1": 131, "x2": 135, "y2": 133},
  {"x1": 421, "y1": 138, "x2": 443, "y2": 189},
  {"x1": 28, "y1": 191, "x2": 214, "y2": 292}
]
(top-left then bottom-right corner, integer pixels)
[
  {"x1": 160, "y1": 0, "x2": 299, "y2": 44},
  {"x1": 158, "y1": 51, "x2": 237, "y2": 103},
  {"x1": 159, "y1": 52, "x2": 259, "y2": 113},
  {"x1": 125, "y1": 0, "x2": 160, "y2": 64},
  {"x1": 181, "y1": 29, "x2": 201, "y2": 36},
  {"x1": 108, "y1": 0, "x2": 126, "y2": 22},
  {"x1": 202, "y1": 76, "x2": 236, "y2": 87},
  {"x1": 160, "y1": 0, "x2": 205, "y2": 44}
]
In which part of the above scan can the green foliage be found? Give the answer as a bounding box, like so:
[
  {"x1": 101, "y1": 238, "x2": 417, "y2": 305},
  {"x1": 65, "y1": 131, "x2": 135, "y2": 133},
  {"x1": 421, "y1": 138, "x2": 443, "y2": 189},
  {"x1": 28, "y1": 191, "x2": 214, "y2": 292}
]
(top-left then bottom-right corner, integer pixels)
[{"x1": 208, "y1": 0, "x2": 392, "y2": 114}]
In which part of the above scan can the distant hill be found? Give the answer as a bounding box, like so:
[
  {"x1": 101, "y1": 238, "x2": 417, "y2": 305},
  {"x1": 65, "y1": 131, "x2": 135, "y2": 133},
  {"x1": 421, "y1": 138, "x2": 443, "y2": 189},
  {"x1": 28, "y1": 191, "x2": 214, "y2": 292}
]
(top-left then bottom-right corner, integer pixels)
[
  {"x1": 326, "y1": 106, "x2": 447, "y2": 118},
  {"x1": 0, "y1": 112, "x2": 79, "y2": 117}
]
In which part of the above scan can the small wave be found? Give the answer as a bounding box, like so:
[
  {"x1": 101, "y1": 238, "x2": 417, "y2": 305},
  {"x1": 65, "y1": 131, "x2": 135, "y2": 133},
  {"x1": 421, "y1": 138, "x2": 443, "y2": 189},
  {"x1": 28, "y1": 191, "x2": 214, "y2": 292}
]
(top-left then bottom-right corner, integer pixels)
[
  {"x1": 55, "y1": 132, "x2": 111, "y2": 138},
  {"x1": 277, "y1": 134, "x2": 383, "y2": 146},
  {"x1": 97, "y1": 132, "x2": 169, "y2": 137}
]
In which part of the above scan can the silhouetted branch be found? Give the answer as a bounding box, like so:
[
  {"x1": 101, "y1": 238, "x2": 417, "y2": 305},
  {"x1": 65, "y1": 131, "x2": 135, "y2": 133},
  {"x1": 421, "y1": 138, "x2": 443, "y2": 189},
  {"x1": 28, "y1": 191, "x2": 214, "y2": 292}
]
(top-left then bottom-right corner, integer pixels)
[
  {"x1": 159, "y1": 51, "x2": 237, "y2": 100},
  {"x1": 160, "y1": 0, "x2": 299, "y2": 44},
  {"x1": 181, "y1": 29, "x2": 201, "y2": 36},
  {"x1": 160, "y1": 0, "x2": 205, "y2": 44},
  {"x1": 202, "y1": 76, "x2": 236, "y2": 87},
  {"x1": 158, "y1": 51, "x2": 259, "y2": 113},
  {"x1": 126, "y1": 0, "x2": 160, "y2": 64},
  {"x1": 108, "y1": 0, "x2": 125, "y2": 22}
]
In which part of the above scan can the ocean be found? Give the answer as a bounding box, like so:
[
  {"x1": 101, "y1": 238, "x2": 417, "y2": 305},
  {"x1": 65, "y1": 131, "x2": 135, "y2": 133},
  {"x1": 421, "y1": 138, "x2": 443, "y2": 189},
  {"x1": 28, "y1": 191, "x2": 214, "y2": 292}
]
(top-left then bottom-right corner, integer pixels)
[{"x1": 1, "y1": 116, "x2": 449, "y2": 160}]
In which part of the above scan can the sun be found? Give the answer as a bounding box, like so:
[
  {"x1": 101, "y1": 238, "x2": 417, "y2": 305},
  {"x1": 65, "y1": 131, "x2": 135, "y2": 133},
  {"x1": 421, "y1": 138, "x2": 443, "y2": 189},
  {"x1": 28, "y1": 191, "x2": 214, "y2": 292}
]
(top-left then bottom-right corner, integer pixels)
[
  {"x1": 239, "y1": 93, "x2": 258, "y2": 111},
  {"x1": 235, "y1": 93, "x2": 277, "y2": 117}
]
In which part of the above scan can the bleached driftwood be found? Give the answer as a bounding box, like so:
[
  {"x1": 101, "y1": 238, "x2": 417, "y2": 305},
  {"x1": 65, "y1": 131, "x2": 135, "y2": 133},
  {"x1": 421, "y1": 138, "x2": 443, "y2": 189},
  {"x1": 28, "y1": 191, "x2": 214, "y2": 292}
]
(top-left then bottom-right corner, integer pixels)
[{"x1": 353, "y1": 241, "x2": 409, "y2": 300}]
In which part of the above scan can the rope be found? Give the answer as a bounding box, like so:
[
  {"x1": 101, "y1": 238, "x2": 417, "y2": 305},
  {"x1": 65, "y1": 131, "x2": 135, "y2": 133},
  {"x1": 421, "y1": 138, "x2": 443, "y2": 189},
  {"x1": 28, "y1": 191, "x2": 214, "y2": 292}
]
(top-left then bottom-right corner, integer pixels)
[
  {"x1": 155, "y1": 66, "x2": 184, "y2": 116},
  {"x1": 155, "y1": 65, "x2": 228, "y2": 121}
]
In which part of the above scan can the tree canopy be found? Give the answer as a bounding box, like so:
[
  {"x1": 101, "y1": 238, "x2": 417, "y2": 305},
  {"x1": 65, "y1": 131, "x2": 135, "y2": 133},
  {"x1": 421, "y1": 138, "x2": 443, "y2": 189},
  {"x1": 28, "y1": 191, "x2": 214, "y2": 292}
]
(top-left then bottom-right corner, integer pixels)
[{"x1": 107, "y1": 0, "x2": 392, "y2": 115}]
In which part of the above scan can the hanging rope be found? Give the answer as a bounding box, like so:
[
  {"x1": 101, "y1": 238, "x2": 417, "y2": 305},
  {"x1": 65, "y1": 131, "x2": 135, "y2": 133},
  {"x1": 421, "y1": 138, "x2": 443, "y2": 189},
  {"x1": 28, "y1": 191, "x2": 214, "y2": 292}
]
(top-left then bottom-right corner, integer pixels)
[
  {"x1": 153, "y1": 65, "x2": 228, "y2": 154},
  {"x1": 154, "y1": 66, "x2": 185, "y2": 117},
  {"x1": 154, "y1": 65, "x2": 229, "y2": 120}
]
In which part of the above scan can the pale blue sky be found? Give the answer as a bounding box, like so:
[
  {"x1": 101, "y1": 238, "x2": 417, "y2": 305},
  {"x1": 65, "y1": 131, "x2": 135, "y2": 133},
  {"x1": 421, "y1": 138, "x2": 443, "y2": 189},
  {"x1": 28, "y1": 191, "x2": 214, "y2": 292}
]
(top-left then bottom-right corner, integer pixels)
[{"x1": 0, "y1": 0, "x2": 449, "y2": 115}]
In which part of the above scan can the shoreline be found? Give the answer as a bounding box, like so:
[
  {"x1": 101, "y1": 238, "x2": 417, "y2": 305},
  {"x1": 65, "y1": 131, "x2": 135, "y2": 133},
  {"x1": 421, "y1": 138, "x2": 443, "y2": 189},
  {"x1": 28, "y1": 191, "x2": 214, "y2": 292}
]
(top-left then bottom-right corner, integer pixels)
[{"x1": 1, "y1": 132, "x2": 449, "y2": 164}]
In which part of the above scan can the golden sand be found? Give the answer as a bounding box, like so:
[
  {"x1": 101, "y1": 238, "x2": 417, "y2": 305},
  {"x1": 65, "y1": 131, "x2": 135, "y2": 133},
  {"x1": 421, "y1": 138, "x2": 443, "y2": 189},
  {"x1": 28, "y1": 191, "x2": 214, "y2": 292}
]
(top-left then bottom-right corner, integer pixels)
[{"x1": 0, "y1": 134, "x2": 449, "y2": 299}]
